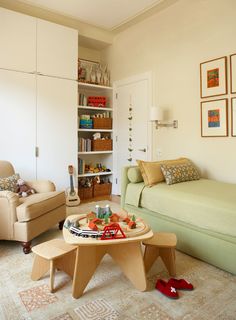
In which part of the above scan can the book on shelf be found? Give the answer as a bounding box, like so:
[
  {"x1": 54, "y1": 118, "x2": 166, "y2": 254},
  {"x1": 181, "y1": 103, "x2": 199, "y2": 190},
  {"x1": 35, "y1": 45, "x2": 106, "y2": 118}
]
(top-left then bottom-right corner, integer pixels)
[
  {"x1": 78, "y1": 158, "x2": 85, "y2": 174},
  {"x1": 78, "y1": 138, "x2": 92, "y2": 152},
  {"x1": 78, "y1": 93, "x2": 87, "y2": 106}
]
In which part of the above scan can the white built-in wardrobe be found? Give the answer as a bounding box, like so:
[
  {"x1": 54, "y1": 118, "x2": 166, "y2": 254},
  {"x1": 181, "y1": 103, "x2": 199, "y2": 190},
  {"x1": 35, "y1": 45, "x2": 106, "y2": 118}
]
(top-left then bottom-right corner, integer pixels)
[{"x1": 0, "y1": 8, "x2": 78, "y2": 190}]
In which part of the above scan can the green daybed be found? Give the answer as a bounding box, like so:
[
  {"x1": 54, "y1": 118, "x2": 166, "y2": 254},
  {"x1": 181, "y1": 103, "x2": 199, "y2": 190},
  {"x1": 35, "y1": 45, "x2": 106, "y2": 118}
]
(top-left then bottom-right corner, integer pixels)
[{"x1": 121, "y1": 166, "x2": 236, "y2": 275}]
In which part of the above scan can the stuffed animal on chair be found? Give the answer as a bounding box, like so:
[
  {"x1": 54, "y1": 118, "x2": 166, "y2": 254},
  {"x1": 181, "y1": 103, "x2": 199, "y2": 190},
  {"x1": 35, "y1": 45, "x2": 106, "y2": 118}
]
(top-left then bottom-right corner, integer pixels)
[{"x1": 17, "y1": 178, "x2": 36, "y2": 197}]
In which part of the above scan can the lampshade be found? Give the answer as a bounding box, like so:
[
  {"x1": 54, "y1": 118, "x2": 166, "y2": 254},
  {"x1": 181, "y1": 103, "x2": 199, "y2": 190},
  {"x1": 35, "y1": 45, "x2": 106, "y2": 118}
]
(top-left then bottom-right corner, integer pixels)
[{"x1": 150, "y1": 106, "x2": 163, "y2": 121}]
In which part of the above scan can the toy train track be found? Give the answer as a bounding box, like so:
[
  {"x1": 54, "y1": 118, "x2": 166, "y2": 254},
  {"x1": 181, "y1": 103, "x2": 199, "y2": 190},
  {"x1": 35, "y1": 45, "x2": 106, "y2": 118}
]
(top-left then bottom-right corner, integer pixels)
[{"x1": 69, "y1": 226, "x2": 115, "y2": 239}]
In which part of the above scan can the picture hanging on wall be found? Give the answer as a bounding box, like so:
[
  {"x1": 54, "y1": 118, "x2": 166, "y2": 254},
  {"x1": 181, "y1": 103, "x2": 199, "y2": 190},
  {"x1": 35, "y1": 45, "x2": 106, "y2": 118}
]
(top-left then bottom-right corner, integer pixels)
[
  {"x1": 200, "y1": 56, "x2": 227, "y2": 98},
  {"x1": 230, "y1": 54, "x2": 236, "y2": 93},
  {"x1": 231, "y1": 98, "x2": 236, "y2": 136},
  {"x1": 201, "y1": 98, "x2": 228, "y2": 137}
]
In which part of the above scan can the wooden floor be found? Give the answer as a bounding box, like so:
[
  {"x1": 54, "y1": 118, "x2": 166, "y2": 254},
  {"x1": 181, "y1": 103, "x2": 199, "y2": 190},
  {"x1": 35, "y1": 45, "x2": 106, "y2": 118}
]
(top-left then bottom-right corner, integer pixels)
[{"x1": 80, "y1": 194, "x2": 120, "y2": 205}]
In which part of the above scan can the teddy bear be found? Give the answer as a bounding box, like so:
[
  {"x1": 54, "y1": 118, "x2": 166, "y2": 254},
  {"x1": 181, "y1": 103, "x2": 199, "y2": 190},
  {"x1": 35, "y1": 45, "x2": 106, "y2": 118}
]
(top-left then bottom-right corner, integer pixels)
[{"x1": 16, "y1": 178, "x2": 36, "y2": 197}]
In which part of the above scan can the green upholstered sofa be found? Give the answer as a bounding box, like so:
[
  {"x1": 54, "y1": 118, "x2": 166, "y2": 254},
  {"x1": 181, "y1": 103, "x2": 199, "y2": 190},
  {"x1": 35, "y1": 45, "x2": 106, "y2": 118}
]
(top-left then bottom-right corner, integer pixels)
[{"x1": 121, "y1": 166, "x2": 236, "y2": 275}]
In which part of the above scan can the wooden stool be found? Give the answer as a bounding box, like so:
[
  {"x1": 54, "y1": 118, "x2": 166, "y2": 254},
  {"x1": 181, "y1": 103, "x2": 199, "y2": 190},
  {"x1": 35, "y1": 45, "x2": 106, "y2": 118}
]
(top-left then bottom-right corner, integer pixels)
[
  {"x1": 143, "y1": 233, "x2": 177, "y2": 276},
  {"x1": 31, "y1": 239, "x2": 76, "y2": 292}
]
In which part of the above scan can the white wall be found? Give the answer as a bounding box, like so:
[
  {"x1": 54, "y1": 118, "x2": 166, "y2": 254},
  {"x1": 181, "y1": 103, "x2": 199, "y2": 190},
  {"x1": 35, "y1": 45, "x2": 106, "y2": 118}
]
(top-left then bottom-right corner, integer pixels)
[
  {"x1": 79, "y1": 46, "x2": 101, "y2": 62},
  {"x1": 103, "y1": 0, "x2": 236, "y2": 183}
]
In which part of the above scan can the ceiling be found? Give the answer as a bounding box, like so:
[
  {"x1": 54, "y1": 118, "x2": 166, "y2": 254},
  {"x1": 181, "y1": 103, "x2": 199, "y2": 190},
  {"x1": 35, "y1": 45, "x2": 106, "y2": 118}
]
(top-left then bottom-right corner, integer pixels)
[{"x1": 20, "y1": 0, "x2": 165, "y2": 30}]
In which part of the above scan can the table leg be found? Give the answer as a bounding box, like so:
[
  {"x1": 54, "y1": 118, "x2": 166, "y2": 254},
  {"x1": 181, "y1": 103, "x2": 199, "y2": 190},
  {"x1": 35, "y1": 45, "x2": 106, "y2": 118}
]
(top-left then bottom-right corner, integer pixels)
[
  {"x1": 72, "y1": 246, "x2": 106, "y2": 299},
  {"x1": 108, "y1": 242, "x2": 147, "y2": 291}
]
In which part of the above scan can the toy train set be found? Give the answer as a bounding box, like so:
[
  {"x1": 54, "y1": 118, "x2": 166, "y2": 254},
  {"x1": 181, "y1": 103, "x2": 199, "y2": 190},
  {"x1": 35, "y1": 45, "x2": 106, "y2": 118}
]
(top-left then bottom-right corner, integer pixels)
[{"x1": 64, "y1": 204, "x2": 149, "y2": 240}]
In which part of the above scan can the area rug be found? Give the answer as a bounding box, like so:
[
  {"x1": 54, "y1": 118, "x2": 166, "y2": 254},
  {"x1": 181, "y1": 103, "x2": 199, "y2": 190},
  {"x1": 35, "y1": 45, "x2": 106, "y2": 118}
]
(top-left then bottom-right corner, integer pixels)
[{"x1": 0, "y1": 201, "x2": 236, "y2": 320}]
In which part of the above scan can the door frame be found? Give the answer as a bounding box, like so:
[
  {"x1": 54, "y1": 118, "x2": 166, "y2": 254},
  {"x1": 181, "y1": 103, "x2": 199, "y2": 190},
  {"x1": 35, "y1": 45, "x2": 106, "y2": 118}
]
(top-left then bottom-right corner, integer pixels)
[{"x1": 113, "y1": 71, "x2": 153, "y2": 195}]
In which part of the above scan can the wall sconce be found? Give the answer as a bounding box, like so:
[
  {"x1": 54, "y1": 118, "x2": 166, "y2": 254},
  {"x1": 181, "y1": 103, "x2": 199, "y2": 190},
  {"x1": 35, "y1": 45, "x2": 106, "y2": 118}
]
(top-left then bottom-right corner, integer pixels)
[{"x1": 150, "y1": 106, "x2": 178, "y2": 129}]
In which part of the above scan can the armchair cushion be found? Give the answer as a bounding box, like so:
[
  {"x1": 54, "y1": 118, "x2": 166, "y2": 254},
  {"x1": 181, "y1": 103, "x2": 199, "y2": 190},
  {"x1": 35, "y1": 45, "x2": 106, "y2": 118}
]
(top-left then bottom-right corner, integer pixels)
[
  {"x1": 17, "y1": 191, "x2": 65, "y2": 222},
  {"x1": 26, "y1": 180, "x2": 56, "y2": 193},
  {"x1": 0, "y1": 173, "x2": 20, "y2": 192}
]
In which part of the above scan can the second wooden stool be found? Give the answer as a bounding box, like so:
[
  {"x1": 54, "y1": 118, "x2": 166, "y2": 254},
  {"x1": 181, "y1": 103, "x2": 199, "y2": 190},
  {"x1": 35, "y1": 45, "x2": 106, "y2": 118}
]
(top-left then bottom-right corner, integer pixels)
[
  {"x1": 143, "y1": 232, "x2": 177, "y2": 276},
  {"x1": 31, "y1": 239, "x2": 76, "y2": 292}
]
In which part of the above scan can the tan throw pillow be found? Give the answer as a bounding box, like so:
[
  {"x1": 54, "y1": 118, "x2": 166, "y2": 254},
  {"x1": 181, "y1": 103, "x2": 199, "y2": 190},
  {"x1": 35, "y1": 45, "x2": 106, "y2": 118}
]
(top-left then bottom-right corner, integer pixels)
[
  {"x1": 137, "y1": 158, "x2": 190, "y2": 186},
  {"x1": 160, "y1": 162, "x2": 200, "y2": 185},
  {"x1": 0, "y1": 173, "x2": 20, "y2": 192}
]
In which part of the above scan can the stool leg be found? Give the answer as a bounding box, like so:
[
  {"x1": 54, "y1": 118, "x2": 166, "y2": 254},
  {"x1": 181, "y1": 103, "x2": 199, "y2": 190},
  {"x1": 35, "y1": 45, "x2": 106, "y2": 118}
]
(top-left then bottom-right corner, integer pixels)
[
  {"x1": 49, "y1": 260, "x2": 55, "y2": 293},
  {"x1": 143, "y1": 246, "x2": 160, "y2": 273},
  {"x1": 31, "y1": 255, "x2": 49, "y2": 281},
  {"x1": 55, "y1": 250, "x2": 76, "y2": 278},
  {"x1": 159, "y1": 247, "x2": 176, "y2": 276}
]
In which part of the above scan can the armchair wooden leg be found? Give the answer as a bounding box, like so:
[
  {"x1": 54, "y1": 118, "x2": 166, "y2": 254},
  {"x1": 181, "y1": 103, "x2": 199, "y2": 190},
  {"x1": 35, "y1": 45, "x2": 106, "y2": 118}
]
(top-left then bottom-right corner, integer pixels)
[
  {"x1": 21, "y1": 241, "x2": 31, "y2": 254},
  {"x1": 58, "y1": 220, "x2": 65, "y2": 230}
]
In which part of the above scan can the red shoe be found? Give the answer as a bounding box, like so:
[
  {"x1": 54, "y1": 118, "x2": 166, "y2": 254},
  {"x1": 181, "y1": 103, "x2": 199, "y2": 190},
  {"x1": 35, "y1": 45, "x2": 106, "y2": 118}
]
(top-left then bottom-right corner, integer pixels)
[
  {"x1": 168, "y1": 278, "x2": 194, "y2": 290},
  {"x1": 155, "y1": 279, "x2": 179, "y2": 299}
]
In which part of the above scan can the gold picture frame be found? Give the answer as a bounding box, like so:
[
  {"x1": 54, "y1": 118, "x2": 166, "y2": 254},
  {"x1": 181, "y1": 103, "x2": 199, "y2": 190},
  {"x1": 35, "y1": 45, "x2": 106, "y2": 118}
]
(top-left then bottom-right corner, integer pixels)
[
  {"x1": 201, "y1": 98, "x2": 228, "y2": 137},
  {"x1": 200, "y1": 56, "x2": 227, "y2": 98}
]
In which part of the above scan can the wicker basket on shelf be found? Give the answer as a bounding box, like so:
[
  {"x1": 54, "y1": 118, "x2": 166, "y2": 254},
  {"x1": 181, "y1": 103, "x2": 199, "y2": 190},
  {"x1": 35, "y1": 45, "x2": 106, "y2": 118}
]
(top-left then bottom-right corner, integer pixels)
[
  {"x1": 92, "y1": 139, "x2": 112, "y2": 151},
  {"x1": 77, "y1": 187, "x2": 93, "y2": 200},
  {"x1": 94, "y1": 183, "x2": 112, "y2": 197},
  {"x1": 93, "y1": 118, "x2": 112, "y2": 129}
]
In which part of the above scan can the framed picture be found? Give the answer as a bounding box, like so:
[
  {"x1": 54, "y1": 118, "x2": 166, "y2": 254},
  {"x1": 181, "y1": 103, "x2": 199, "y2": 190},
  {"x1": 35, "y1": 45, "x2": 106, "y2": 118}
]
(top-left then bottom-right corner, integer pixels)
[
  {"x1": 231, "y1": 98, "x2": 236, "y2": 136},
  {"x1": 201, "y1": 98, "x2": 228, "y2": 137},
  {"x1": 230, "y1": 54, "x2": 236, "y2": 93},
  {"x1": 78, "y1": 58, "x2": 99, "y2": 84},
  {"x1": 200, "y1": 56, "x2": 227, "y2": 98}
]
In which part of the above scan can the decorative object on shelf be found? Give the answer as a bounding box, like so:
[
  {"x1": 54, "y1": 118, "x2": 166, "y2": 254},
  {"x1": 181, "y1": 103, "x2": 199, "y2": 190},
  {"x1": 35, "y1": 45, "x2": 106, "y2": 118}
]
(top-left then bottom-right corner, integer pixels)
[
  {"x1": 200, "y1": 56, "x2": 227, "y2": 98},
  {"x1": 201, "y1": 98, "x2": 228, "y2": 137},
  {"x1": 78, "y1": 59, "x2": 110, "y2": 86},
  {"x1": 101, "y1": 64, "x2": 110, "y2": 86},
  {"x1": 128, "y1": 95, "x2": 133, "y2": 163},
  {"x1": 78, "y1": 59, "x2": 99, "y2": 83},
  {"x1": 231, "y1": 97, "x2": 236, "y2": 136},
  {"x1": 230, "y1": 53, "x2": 236, "y2": 94},
  {"x1": 150, "y1": 106, "x2": 178, "y2": 129},
  {"x1": 88, "y1": 96, "x2": 107, "y2": 107}
]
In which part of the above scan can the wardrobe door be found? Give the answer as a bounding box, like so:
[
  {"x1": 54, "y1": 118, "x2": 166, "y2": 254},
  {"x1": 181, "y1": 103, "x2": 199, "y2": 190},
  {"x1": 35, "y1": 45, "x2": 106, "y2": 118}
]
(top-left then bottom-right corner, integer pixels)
[
  {"x1": 37, "y1": 19, "x2": 78, "y2": 80},
  {"x1": 0, "y1": 69, "x2": 36, "y2": 179},
  {"x1": 0, "y1": 8, "x2": 36, "y2": 73},
  {"x1": 36, "y1": 76, "x2": 77, "y2": 190}
]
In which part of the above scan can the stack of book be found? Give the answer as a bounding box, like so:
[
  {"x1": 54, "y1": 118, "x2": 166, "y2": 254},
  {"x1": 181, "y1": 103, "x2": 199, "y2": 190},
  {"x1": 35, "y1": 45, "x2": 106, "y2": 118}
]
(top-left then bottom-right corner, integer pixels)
[
  {"x1": 78, "y1": 158, "x2": 85, "y2": 174},
  {"x1": 78, "y1": 138, "x2": 92, "y2": 152},
  {"x1": 78, "y1": 93, "x2": 87, "y2": 106}
]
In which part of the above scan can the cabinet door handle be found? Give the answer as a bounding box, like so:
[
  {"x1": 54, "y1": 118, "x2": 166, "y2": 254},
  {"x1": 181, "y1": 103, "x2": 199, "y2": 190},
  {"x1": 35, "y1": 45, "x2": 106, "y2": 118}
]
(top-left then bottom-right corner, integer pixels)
[{"x1": 138, "y1": 148, "x2": 146, "y2": 152}]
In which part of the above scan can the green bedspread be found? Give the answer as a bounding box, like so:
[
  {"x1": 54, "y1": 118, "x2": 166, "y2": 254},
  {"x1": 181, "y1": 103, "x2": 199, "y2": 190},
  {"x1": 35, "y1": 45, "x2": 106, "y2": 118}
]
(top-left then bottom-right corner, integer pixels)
[{"x1": 125, "y1": 178, "x2": 236, "y2": 237}]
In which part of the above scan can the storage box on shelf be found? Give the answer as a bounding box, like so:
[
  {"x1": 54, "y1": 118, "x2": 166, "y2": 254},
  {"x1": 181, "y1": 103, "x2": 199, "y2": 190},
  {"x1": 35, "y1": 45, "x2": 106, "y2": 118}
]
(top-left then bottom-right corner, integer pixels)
[
  {"x1": 93, "y1": 117, "x2": 112, "y2": 129},
  {"x1": 92, "y1": 139, "x2": 112, "y2": 151},
  {"x1": 78, "y1": 186, "x2": 93, "y2": 200},
  {"x1": 94, "y1": 182, "x2": 112, "y2": 197}
]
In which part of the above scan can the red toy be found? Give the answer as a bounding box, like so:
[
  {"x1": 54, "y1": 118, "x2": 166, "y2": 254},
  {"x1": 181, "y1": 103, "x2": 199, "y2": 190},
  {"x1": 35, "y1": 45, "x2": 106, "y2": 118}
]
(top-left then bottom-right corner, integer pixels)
[
  {"x1": 88, "y1": 221, "x2": 98, "y2": 231},
  {"x1": 101, "y1": 223, "x2": 126, "y2": 240}
]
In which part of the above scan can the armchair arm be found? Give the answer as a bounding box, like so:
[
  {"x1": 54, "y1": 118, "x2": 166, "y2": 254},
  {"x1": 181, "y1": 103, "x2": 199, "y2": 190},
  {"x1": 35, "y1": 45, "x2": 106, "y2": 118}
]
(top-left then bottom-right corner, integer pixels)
[
  {"x1": 0, "y1": 191, "x2": 19, "y2": 240},
  {"x1": 26, "y1": 180, "x2": 56, "y2": 193}
]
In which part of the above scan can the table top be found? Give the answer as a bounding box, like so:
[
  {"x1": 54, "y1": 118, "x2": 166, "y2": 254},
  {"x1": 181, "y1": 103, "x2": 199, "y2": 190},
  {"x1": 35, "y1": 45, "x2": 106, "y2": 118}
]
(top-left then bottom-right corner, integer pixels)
[{"x1": 63, "y1": 214, "x2": 153, "y2": 246}]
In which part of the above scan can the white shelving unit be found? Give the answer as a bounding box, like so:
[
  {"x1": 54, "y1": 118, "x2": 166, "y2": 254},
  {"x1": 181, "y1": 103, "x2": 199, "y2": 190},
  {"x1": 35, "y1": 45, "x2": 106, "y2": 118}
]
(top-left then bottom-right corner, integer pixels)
[{"x1": 77, "y1": 81, "x2": 114, "y2": 198}]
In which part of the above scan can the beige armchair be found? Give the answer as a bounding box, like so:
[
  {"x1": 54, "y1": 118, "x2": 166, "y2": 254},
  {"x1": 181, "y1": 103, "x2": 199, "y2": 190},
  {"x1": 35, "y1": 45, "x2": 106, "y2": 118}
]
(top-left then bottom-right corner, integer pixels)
[{"x1": 0, "y1": 161, "x2": 66, "y2": 253}]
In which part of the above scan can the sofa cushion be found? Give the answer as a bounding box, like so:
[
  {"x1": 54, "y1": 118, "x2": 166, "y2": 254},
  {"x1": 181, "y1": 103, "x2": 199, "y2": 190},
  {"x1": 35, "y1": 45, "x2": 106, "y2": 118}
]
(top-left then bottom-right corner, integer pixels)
[
  {"x1": 137, "y1": 158, "x2": 189, "y2": 186},
  {"x1": 17, "y1": 191, "x2": 65, "y2": 222},
  {"x1": 0, "y1": 173, "x2": 20, "y2": 192},
  {"x1": 127, "y1": 167, "x2": 143, "y2": 183},
  {"x1": 160, "y1": 162, "x2": 200, "y2": 185},
  {"x1": 139, "y1": 179, "x2": 236, "y2": 237}
]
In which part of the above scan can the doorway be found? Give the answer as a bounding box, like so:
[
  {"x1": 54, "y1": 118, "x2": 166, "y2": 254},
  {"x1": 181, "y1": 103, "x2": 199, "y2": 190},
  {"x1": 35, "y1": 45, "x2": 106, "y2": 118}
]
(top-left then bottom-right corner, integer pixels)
[{"x1": 113, "y1": 72, "x2": 152, "y2": 194}]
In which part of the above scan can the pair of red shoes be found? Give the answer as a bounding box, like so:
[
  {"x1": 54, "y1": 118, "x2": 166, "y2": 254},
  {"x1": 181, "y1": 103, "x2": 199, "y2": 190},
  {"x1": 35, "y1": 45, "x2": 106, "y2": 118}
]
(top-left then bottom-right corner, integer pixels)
[{"x1": 155, "y1": 278, "x2": 194, "y2": 299}]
